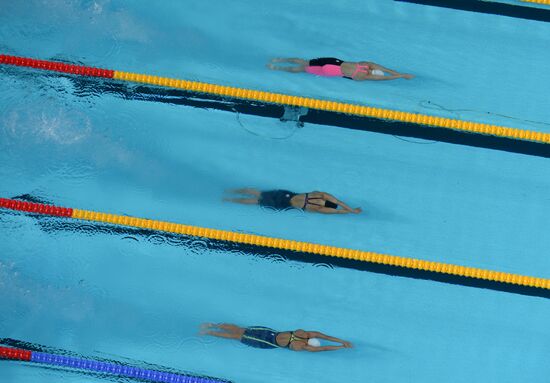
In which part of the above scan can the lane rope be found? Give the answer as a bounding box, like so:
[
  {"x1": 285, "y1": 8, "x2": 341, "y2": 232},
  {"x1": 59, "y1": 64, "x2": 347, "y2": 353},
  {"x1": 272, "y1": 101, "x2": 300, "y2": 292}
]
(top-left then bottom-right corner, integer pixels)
[
  {"x1": 0, "y1": 346, "x2": 229, "y2": 383},
  {"x1": 1, "y1": 197, "x2": 548, "y2": 290},
  {"x1": 1, "y1": 54, "x2": 549, "y2": 145},
  {"x1": 521, "y1": 0, "x2": 550, "y2": 5}
]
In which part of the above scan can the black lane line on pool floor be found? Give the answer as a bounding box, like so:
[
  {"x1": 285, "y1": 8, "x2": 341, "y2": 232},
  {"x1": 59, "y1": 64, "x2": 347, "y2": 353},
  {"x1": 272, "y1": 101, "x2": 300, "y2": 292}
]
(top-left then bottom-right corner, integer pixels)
[
  {"x1": 394, "y1": 0, "x2": 550, "y2": 23},
  {"x1": 65, "y1": 74, "x2": 550, "y2": 159},
  {"x1": 14, "y1": 208, "x2": 550, "y2": 300}
]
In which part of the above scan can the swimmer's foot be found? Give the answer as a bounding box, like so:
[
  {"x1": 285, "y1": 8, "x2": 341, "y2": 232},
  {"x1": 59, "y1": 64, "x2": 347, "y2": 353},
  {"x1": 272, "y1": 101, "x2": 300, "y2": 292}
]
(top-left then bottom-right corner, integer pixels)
[
  {"x1": 199, "y1": 323, "x2": 216, "y2": 334},
  {"x1": 266, "y1": 63, "x2": 276, "y2": 70}
]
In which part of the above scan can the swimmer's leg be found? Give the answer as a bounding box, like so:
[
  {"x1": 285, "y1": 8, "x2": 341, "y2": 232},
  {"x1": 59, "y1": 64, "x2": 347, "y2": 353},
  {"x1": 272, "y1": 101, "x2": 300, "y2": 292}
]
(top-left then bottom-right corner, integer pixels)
[
  {"x1": 267, "y1": 58, "x2": 307, "y2": 72},
  {"x1": 270, "y1": 58, "x2": 308, "y2": 65},
  {"x1": 267, "y1": 64, "x2": 306, "y2": 72},
  {"x1": 205, "y1": 331, "x2": 242, "y2": 339},
  {"x1": 224, "y1": 189, "x2": 261, "y2": 203},
  {"x1": 217, "y1": 323, "x2": 245, "y2": 333},
  {"x1": 227, "y1": 188, "x2": 261, "y2": 196},
  {"x1": 202, "y1": 323, "x2": 245, "y2": 339},
  {"x1": 223, "y1": 197, "x2": 259, "y2": 205}
]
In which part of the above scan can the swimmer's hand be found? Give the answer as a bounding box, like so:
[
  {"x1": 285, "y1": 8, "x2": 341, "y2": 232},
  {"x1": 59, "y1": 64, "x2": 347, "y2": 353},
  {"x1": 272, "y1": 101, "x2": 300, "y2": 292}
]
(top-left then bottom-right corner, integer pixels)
[
  {"x1": 401, "y1": 74, "x2": 414, "y2": 80},
  {"x1": 338, "y1": 340, "x2": 353, "y2": 348},
  {"x1": 352, "y1": 208, "x2": 362, "y2": 214}
]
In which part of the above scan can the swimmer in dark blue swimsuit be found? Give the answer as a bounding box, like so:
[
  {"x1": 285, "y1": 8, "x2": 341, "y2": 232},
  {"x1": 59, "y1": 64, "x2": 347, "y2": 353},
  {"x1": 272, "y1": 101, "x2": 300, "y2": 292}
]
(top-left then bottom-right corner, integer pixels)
[
  {"x1": 200, "y1": 323, "x2": 352, "y2": 352},
  {"x1": 224, "y1": 188, "x2": 361, "y2": 214}
]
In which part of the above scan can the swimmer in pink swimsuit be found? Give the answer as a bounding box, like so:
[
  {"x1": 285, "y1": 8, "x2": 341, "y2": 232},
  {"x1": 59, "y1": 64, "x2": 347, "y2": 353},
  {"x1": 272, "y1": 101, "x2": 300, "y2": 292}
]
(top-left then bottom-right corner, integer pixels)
[{"x1": 267, "y1": 57, "x2": 413, "y2": 81}]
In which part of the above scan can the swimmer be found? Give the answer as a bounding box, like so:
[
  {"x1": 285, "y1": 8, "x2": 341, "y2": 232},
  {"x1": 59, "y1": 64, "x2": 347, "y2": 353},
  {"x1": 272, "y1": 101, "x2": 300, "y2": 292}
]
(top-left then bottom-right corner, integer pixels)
[
  {"x1": 224, "y1": 188, "x2": 362, "y2": 214},
  {"x1": 267, "y1": 57, "x2": 414, "y2": 81},
  {"x1": 200, "y1": 323, "x2": 352, "y2": 352}
]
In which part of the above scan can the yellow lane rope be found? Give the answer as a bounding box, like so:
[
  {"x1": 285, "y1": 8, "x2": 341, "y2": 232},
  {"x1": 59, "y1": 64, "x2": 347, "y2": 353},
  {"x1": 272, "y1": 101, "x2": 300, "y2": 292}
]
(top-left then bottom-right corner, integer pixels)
[
  {"x1": 1, "y1": 55, "x2": 548, "y2": 144},
  {"x1": 521, "y1": 0, "x2": 550, "y2": 5},
  {"x1": 112, "y1": 70, "x2": 550, "y2": 144},
  {"x1": 69, "y1": 208, "x2": 550, "y2": 289},
  {"x1": 2, "y1": 196, "x2": 547, "y2": 289}
]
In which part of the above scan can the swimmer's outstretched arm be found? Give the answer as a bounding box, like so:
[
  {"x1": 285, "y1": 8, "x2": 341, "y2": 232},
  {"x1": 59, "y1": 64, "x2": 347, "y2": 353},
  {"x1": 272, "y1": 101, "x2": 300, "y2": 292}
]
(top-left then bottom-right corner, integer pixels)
[
  {"x1": 363, "y1": 62, "x2": 400, "y2": 75},
  {"x1": 362, "y1": 74, "x2": 406, "y2": 81},
  {"x1": 318, "y1": 208, "x2": 355, "y2": 214},
  {"x1": 320, "y1": 193, "x2": 362, "y2": 213},
  {"x1": 359, "y1": 62, "x2": 414, "y2": 80},
  {"x1": 307, "y1": 331, "x2": 352, "y2": 347},
  {"x1": 304, "y1": 345, "x2": 346, "y2": 352}
]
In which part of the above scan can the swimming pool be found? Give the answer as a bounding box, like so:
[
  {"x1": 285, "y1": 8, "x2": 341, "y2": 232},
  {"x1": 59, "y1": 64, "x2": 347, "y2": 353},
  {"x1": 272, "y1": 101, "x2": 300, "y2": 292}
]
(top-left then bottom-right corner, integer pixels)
[{"x1": 1, "y1": 1, "x2": 550, "y2": 382}]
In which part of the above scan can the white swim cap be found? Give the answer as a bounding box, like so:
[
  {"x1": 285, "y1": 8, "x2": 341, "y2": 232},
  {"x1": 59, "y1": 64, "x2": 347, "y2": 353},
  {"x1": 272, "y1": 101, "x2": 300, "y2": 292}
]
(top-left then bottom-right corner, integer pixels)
[
  {"x1": 371, "y1": 69, "x2": 384, "y2": 76},
  {"x1": 307, "y1": 338, "x2": 321, "y2": 347}
]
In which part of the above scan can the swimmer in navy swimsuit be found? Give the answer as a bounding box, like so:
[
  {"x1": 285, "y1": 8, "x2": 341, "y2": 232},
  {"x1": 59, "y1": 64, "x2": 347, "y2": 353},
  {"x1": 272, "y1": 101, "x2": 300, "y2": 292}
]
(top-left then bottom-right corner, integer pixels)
[
  {"x1": 224, "y1": 188, "x2": 361, "y2": 214},
  {"x1": 200, "y1": 323, "x2": 352, "y2": 352},
  {"x1": 267, "y1": 57, "x2": 414, "y2": 81}
]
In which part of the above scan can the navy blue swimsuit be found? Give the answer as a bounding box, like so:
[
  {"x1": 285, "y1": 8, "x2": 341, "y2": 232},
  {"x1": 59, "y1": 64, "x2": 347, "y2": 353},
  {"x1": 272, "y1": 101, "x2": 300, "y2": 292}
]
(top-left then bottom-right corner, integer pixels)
[
  {"x1": 258, "y1": 190, "x2": 339, "y2": 211},
  {"x1": 240, "y1": 327, "x2": 280, "y2": 349},
  {"x1": 240, "y1": 327, "x2": 307, "y2": 350},
  {"x1": 258, "y1": 190, "x2": 296, "y2": 210}
]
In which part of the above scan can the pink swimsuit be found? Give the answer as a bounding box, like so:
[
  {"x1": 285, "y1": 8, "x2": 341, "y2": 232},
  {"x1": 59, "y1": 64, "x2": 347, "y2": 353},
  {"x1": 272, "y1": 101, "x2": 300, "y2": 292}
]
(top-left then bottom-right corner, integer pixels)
[
  {"x1": 305, "y1": 62, "x2": 370, "y2": 79},
  {"x1": 305, "y1": 64, "x2": 345, "y2": 77}
]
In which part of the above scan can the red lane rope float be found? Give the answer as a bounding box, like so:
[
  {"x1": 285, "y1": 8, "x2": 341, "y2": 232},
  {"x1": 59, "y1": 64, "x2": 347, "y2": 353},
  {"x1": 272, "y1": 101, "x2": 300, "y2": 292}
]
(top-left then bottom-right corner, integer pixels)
[
  {"x1": 0, "y1": 54, "x2": 114, "y2": 78},
  {"x1": 0, "y1": 198, "x2": 72, "y2": 217},
  {"x1": 0, "y1": 346, "x2": 32, "y2": 361}
]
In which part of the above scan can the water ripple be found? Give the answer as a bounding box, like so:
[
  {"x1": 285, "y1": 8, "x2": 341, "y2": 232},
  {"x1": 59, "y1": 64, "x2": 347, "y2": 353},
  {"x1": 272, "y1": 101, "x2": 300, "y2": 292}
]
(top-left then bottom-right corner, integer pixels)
[
  {"x1": 5, "y1": 213, "x2": 341, "y2": 274},
  {"x1": 121, "y1": 235, "x2": 140, "y2": 243},
  {"x1": 313, "y1": 262, "x2": 334, "y2": 270},
  {"x1": 189, "y1": 239, "x2": 209, "y2": 255},
  {"x1": 147, "y1": 233, "x2": 167, "y2": 246},
  {"x1": 1, "y1": 99, "x2": 93, "y2": 147}
]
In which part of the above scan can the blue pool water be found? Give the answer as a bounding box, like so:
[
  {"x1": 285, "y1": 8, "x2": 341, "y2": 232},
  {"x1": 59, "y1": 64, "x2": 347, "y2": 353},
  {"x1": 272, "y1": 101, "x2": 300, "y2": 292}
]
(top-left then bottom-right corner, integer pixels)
[{"x1": 1, "y1": 1, "x2": 550, "y2": 382}]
